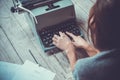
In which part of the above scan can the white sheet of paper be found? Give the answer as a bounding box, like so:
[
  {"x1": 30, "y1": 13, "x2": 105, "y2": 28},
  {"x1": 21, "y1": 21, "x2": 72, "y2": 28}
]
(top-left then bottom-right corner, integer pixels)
[{"x1": 12, "y1": 60, "x2": 56, "y2": 80}]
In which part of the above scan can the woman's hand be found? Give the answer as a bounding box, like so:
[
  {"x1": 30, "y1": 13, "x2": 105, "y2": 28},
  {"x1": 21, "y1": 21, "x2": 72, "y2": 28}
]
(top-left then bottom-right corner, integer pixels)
[
  {"x1": 53, "y1": 32, "x2": 77, "y2": 70},
  {"x1": 66, "y1": 32, "x2": 89, "y2": 49},
  {"x1": 66, "y1": 32, "x2": 99, "y2": 56},
  {"x1": 52, "y1": 32, "x2": 75, "y2": 51}
]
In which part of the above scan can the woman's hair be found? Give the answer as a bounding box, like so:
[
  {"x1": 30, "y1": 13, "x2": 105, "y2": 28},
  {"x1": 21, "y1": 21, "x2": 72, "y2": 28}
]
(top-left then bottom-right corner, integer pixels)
[{"x1": 88, "y1": 0, "x2": 120, "y2": 51}]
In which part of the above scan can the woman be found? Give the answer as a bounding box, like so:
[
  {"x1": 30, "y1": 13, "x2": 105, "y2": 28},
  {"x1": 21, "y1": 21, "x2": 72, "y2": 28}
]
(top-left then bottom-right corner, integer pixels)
[{"x1": 52, "y1": 0, "x2": 120, "y2": 80}]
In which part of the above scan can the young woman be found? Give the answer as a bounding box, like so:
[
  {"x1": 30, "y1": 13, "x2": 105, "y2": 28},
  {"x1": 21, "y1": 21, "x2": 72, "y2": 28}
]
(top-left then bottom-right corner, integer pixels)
[{"x1": 52, "y1": 0, "x2": 120, "y2": 80}]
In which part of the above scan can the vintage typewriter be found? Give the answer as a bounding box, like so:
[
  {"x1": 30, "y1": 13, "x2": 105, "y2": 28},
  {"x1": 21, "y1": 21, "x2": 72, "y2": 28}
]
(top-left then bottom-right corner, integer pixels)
[{"x1": 15, "y1": 0, "x2": 83, "y2": 54}]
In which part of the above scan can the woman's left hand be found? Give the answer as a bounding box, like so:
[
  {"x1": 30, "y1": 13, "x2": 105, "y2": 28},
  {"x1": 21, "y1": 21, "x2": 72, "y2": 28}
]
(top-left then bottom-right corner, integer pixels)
[{"x1": 52, "y1": 32, "x2": 74, "y2": 51}]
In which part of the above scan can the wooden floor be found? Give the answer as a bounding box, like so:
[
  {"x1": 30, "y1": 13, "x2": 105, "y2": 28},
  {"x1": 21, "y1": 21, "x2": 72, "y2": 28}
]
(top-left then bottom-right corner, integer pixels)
[{"x1": 0, "y1": 0, "x2": 95, "y2": 80}]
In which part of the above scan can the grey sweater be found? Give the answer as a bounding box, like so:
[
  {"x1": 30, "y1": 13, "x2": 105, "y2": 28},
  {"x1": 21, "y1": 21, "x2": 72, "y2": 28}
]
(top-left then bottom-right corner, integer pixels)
[{"x1": 73, "y1": 49, "x2": 120, "y2": 80}]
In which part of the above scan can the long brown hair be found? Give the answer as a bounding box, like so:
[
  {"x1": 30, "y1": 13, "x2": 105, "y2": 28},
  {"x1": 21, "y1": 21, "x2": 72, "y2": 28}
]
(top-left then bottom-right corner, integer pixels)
[{"x1": 88, "y1": 0, "x2": 120, "y2": 51}]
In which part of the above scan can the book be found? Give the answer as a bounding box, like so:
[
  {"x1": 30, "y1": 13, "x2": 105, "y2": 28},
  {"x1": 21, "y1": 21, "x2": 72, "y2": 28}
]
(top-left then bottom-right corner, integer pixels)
[{"x1": 12, "y1": 60, "x2": 56, "y2": 80}]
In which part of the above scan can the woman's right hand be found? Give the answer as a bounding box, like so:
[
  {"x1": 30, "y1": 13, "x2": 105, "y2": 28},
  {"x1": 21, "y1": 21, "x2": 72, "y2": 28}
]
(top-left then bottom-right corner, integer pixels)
[
  {"x1": 66, "y1": 32, "x2": 90, "y2": 49},
  {"x1": 66, "y1": 32, "x2": 99, "y2": 56}
]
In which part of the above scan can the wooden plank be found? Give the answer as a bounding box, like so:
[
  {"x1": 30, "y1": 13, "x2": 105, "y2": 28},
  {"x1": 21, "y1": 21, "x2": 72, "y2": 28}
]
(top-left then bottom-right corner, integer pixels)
[
  {"x1": 0, "y1": 26, "x2": 23, "y2": 64},
  {"x1": 0, "y1": 0, "x2": 23, "y2": 64},
  {"x1": 0, "y1": 18, "x2": 36, "y2": 63},
  {"x1": 72, "y1": 0, "x2": 88, "y2": 23},
  {"x1": 54, "y1": 52, "x2": 70, "y2": 73},
  {"x1": 74, "y1": 0, "x2": 94, "y2": 14}
]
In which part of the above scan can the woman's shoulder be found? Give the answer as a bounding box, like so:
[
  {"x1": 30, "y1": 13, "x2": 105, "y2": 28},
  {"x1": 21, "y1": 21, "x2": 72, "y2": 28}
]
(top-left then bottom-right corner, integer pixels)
[
  {"x1": 74, "y1": 49, "x2": 120, "y2": 71},
  {"x1": 73, "y1": 49, "x2": 120, "y2": 80}
]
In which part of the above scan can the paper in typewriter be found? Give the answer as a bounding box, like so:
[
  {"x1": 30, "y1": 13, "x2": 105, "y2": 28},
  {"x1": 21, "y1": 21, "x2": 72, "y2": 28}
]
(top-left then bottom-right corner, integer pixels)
[{"x1": 12, "y1": 60, "x2": 56, "y2": 80}]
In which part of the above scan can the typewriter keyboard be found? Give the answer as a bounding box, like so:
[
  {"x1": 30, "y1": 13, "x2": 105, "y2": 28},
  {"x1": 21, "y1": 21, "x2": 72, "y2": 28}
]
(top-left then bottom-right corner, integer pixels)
[{"x1": 39, "y1": 20, "x2": 81, "y2": 48}]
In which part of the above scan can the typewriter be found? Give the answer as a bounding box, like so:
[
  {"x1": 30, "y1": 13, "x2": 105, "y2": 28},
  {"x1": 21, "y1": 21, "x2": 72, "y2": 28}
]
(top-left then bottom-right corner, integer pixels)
[{"x1": 17, "y1": 0, "x2": 83, "y2": 54}]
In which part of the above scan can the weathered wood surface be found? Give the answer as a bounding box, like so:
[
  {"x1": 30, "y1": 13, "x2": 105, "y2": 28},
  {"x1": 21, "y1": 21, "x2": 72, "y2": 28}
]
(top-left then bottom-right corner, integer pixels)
[{"x1": 0, "y1": 0, "x2": 95, "y2": 80}]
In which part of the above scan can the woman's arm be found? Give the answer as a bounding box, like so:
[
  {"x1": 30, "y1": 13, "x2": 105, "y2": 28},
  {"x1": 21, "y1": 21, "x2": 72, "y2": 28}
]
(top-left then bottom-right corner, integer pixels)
[
  {"x1": 84, "y1": 45, "x2": 100, "y2": 57},
  {"x1": 52, "y1": 32, "x2": 77, "y2": 70},
  {"x1": 64, "y1": 45, "x2": 77, "y2": 71}
]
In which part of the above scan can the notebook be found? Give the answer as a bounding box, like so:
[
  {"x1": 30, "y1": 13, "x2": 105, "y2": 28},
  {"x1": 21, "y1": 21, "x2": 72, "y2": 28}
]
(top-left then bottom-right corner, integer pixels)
[{"x1": 12, "y1": 60, "x2": 56, "y2": 80}]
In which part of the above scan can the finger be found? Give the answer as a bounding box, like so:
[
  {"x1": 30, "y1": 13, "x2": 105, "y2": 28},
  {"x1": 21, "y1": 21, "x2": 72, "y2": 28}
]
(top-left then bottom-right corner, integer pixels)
[
  {"x1": 72, "y1": 42, "x2": 79, "y2": 47},
  {"x1": 72, "y1": 42, "x2": 76, "y2": 45},
  {"x1": 53, "y1": 41, "x2": 58, "y2": 46},
  {"x1": 77, "y1": 36, "x2": 83, "y2": 39},
  {"x1": 59, "y1": 32, "x2": 65, "y2": 37},
  {"x1": 52, "y1": 37, "x2": 57, "y2": 41},
  {"x1": 66, "y1": 32, "x2": 76, "y2": 38},
  {"x1": 53, "y1": 34, "x2": 60, "y2": 39},
  {"x1": 52, "y1": 35, "x2": 59, "y2": 44},
  {"x1": 53, "y1": 35, "x2": 61, "y2": 43}
]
